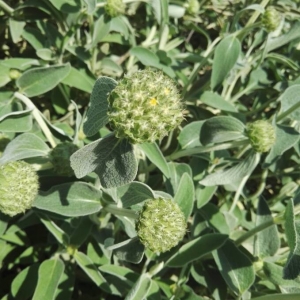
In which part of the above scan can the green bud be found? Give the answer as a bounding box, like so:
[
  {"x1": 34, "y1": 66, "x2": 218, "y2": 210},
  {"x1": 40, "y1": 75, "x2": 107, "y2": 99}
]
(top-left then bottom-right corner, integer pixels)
[
  {"x1": 186, "y1": 0, "x2": 200, "y2": 15},
  {"x1": 262, "y1": 7, "x2": 281, "y2": 32},
  {"x1": 50, "y1": 142, "x2": 79, "y2": 176},
  {"x1": 9, "y1": 69, "x2": 21, "y2": 80},
  {"x1": 107, "y1": 69, "x2": 184, "y2": 144},
  {"x1": 246, "y1": 120, "x2": 276, "y2": 153},
  {"x1": 105, "y1": 0, "x2": 125, "y2": 17},
  {"x1": 0, "y1": 161, "x2": 39, "y2": 217},
  {"x1": 136, "y1": 198, "x2": 187, "y2": 253}
]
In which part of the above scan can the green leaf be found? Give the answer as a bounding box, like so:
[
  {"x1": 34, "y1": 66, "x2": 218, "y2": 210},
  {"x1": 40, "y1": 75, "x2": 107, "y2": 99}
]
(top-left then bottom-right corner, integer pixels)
[
  {"x1": 54, "y1": 261, "x2": 75, "y2": 300},
  {"x1": 83, "y1": 0, "x2": 96, "y2": 14},
  {"x1": 48, "y1": 0, "x2": 81, "y2": 13},
  {"x1": 196, "y1": 185, "x2": 217, "y2": 209},
  {"x1": 36, "y1": 48, "x2": 54, "y2": 61},
  {"x1": 130, "y1": 47, "x2": 160, "y2": 67},
  {"x1": 200, "y1": 116, "x2": 245, "y2": 145},
  {"x1": 74, "y1": 251, "x2": 110, "y2": 292},
  {"x1": 9, "y1": 18, "x2": 26, "y2": 43},
  {"x1": 0, "y1": 65, "x2": 11, "y2": 88},
  {"x1": 0, "y1": 58, "x2": 39, "y2": 71},
  {"x1": 125, "y1": 273, "x2": 152, "y2": 300},
  {"x1": 283, "y1": 199, "x2": 300, "y2": 279},
  {"x1": 200, "y1": 91, "x2": 238, "y2": 112},
  {"x1": 0, "y1": 108, "x2": 32, "y2": 133},
  {"x1": 199, "y1": 152, "x2": 260, "y2": 186},
  {"x1": 32, "y1": 258, "x2": 64, "y2": 300},
  {"x1": 178, "y1": 121, "x2": 203, "y2": 149},
  {"x1": 70, "y1": 135, "x2": 137, "y2": 188},
  {"x1": 251, "y1": 294, "x2": 300, "y2": 300},
  {"x1": 264, "y1": 125, "x2": 300, "y2": 167},
  {"x1": 112, "y1": 238, "x2": 145, "y2": 264},
  {"x1": 139, "y1": 143, "x2": 170, "y2": 178},
  {"x1": 22, "y1": 27, "x2": 44, "y2": 50},
  {"x1": 254, "y1": 197, "x2": 280, "y2": 258},
  {"x1": 33, "y1": 182, "x2": 102, "y2": 217},
  {"x1": 92, "y1": 15, "x2": 111, "y2": 46},
  {"x1": 118, "y1": 182, "x2": 155, "y2": 208},
  {"x1": 62, "y1": 67, "x2": 95, "y2": 93},
  {"x1": 17, "y1": 64, "x2": 71, "y2": 97},
  {"x1": 279, "y1": 85, "x2": 300, "y2": 121},
  {"x1": 213, "y1": 240, "x2": 255, "y2": 295},
  {"x1": 211, "y1": 35, "x2": 241, "y2": 90},
  {"x1": 166, "y1": 233, "x2": 228, "y2": 267},
  {"x1": 0, "y1": 133, "x2": 50, "y2": 165},
  {"x1": 174, "y1": 173, "x2": 194, "y2": 220},
  {"x1": 11, "y1": 263, "x2": 39, "y2": 299},
  {"x1": 83, "y1": 76, "x2": 117, "y2": 136}
]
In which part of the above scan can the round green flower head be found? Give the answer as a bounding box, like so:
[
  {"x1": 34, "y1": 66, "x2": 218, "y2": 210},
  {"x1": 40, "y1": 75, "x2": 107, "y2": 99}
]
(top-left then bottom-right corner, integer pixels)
[
  {"x1": 246, "y1": 120, "x2": 276, "y2": 153},
  {"x1": 136, "y1": 198, "x2": 187, "y2": 253},
  {"x1": 262, "y1": 7, "x2": 281, "y2": 32},
  {"x1": 105, "y1": 0, "x2": 125, "y2": 17},
  {"x1": 107, "y1": 69, "x2": 184, "y2": 144},
  {"x1": 50, "y1": 142, "x2": 79, "y2": 177},
  {"x1": 186, "y1": 0, "x2": 200, "y2": 15},
  {"x1": 0, "y1": 161, "x2": 39, "y2": 217}
]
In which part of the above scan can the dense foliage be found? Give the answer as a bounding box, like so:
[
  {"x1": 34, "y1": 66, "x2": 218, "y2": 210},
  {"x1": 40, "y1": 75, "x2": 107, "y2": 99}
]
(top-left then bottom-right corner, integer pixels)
[{"x1": 0, "y1": 0, "x2": 300, "y2": 299}]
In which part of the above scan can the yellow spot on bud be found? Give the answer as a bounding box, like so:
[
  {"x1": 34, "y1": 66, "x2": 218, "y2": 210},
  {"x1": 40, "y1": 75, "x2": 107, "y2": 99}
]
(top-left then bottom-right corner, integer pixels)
[{"x1": 149, "y1": 98, "x2": 158, "y2": 106}]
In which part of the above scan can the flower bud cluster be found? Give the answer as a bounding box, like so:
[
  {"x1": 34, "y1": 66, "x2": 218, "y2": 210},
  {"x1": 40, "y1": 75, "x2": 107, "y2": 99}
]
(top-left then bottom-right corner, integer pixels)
[
  {"x1": 107, "y1": 69, "x2": 184, "y2": 144},
  {"x1": 246, "y1": 120, "x2": 276, "y2": 153},
  {"x1": 262, "y1": 7, "x2": 281, "y2": 32},
  {"x1": 136, "y1": 198, "x2": 186, "y2": 253},
  {"x1": 50, "y1": 142, "x2": 79, "y2": 177},
  {"x1": 0, "y1": 161, "x2": 39, "y2": 217},
  {"x1": 105, "y1": 0, "x2": 125, "y2": 17}
]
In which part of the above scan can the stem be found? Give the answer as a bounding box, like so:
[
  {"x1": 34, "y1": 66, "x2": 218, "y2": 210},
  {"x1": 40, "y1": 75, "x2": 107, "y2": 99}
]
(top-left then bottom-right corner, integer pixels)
[
  {"x1": 229, "y1": 176, "x2": 249, "y2": 213},
  {"x1": 14, "y1": 92, "x2": 57, "y2": 148},
  {"x1": 104, "y1": 204, "x2": 138, "y2": 220},
  {"x1": 0, "y1": 0, "x2": 14, "y2": 15},
  {"x1": 277, "y1": 100, "x2": 300, "y2": 122},
  {"x1": 245, "y1": 0, "x2": 270, "y2": 27},
  {"x1": 167, "y1": 139, "x2": 249, "y2": 161}
]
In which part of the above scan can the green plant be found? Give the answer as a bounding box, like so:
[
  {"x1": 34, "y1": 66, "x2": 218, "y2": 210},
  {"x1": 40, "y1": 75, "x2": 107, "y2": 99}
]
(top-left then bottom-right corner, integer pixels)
[{"x1": 0, "y1": 0, "x2": 300, "y2": 299}]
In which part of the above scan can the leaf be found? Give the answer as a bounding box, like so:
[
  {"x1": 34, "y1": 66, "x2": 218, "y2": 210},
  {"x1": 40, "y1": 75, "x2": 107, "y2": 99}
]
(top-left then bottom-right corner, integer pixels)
[
  {"x1": 83, "y1": 0, "x2": 96, "y2": 14},
  {"x1": 33, "y1": 182, "x2": 102, "y2": 217},
  {"x1": 118, "y1": 182, "x2": 155, "y2": 208},
  {"x1": 17, "y1": 64, "x2": 71, "y2": 97},
  {"x1": 54, "y1": 261, "x2": 75, "y2": 300},
  {"x1": 251, "y1": 294, "x2": 300, "y2": 300},
  {"x1": 178, "y1": 121, "x2": 204, "y2": 149},
  {"x1": 32, "y1": 258, "x2": 64, "y2": 300},
  {"x1": 200, "y1": 91, "x2": 237, "y2": 112},
  {"x1": 279, "y1": 85, "x2": 300, "y2": 121},
  {"x1": 200, "y1": 116, "x2": 245, "y2": 145},
  {"x1": 138, "y1": 143, "x2": 170, "y2": 178},
  {"x1": 166, "y1": 233, "x2": 228, "y2": 267},
  {"x1": 254, "y1": 197, "x2": 280, "y2": 258},
  {"x1": 92, "y1": 15, "x2": 111, "y2": 46},
  {"x1": 48, "y1": 0, "x2": 81, "y2": 13},
  {"x1": 70, "y1": 135, "x2": 137, "y2": 188},
  {"x1": 211, "y1": 35, "x2": 241, "y2": 90},
  {"x1": 264, "y1": 125, "x2": 300, "y2": 167},
  {"x1": 112, "y1": 238, "x2": 145, "y2": 264},
  {"x1": 0, "y1": 133, "x2": 50, "y2": 165},
  {"x1": 130, "y1": 47, "x2": 160, "y2": 67},
  {"x1": 62, "y1": 67, "x2": 95, "y2": 93},
  {"x1": 283, "y1": 199, "x2": 300, "y2": 279},
  {"x1": 125, "y1": 273, "x2": 152, "y2": 300},
  {"x1": 213, "y1": 240, "x2": 255, "y2": 295},
  {"x1": 9, "y1": 18, "x2": 26, "y2": 43},
  {"x1": 0, "y1": 58, "x2": 39, "y2": 71},
  {"x1": 174, "y1": 173, "x2": 194, "y2": 220},
  {"x1": 74, "y1": 251, "x2": 110, "y2": 292},
  {"x1": 36, "y1": 48, "x2": 54, "y2": 61},
  {"x1": 83, "y1": 76, "x2": 117, "y2": 137},
  {"x1": 196, "y1": 185, "x2": 217, "y2": 209},
  {"x1": 199, "y1": 152, "x2": 260, "y2": 186},
  {"x1": 11, "y1": 263, "x2": 39, "y2": 299}
]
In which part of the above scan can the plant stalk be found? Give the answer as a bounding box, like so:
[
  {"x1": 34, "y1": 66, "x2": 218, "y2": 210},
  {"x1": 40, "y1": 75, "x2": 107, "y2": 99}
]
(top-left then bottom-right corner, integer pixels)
[{"x1": 0, "y1": 0, "x2": 14, "y2": 15}]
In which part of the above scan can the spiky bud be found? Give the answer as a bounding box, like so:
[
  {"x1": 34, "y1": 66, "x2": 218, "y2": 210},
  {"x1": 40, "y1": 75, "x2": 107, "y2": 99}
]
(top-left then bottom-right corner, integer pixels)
[
  {"x1": 50, "y1": 142, "x2": 79, "y2": 176},
  {"x1": 186, "y1": 0, "x2": 200, "y2": 15},
  {"x1": 107, "y1": 69, "x2": 184, "y2": 144},
  {"x1": 105, "y1": 0, "x2": 125, "y2": 17},
  {"x1": 136, "y1": 198, "x2": 187, "y2": 253},
  {"x1": 246, "y1": 120, "x2": 276, "y2": 153},
  {"x1": 0, "y1": 161, "x2": 39, "y2": 217},
  {"x1": 262, "y1": 7, "x2": 281, "y2": 32}
]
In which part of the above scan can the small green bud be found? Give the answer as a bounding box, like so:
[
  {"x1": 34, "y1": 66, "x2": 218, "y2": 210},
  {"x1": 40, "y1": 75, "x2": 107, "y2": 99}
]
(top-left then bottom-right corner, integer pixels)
[
  {"x1": 50, "y1": 142, "x2": 79, "y2": 176},
  {"x1": 9, "y1": 69, "x2": 21, "y2": 80},
  {"x1": 262, "y1": 7, "x2": 281, "y2": 32},
  {"x1": 136, "y1": 198, "x2": 187, "y2": 253},
  {"x1": 0, "y1": 161, "x2": 39, "y2": 217},
  {"x1": 105, "y1": 0, "x2": 125, "y2": 17},
  {"x1": 107, "y1": 69, "x2": 184, "y2": 144},
  {"x1": 186, "y1": 0, "x2": 200, "y2": 15},
  {"x1": 246, "y1": 120, "x2": 276, "y2": 153}
]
